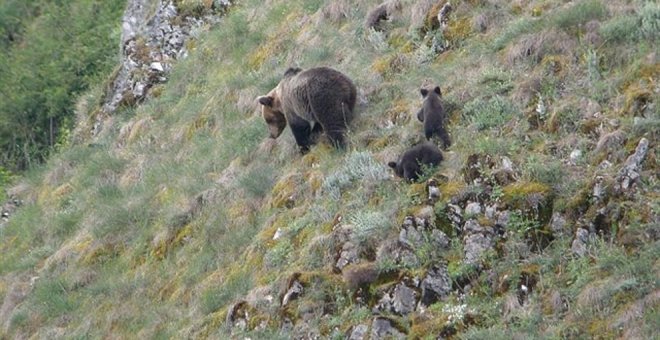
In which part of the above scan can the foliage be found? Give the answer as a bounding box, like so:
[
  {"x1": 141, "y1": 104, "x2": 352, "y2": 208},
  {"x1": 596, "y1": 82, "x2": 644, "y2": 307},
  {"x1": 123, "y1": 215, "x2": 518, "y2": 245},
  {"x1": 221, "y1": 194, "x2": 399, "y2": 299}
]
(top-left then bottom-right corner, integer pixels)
[
  {"x1": 0, "y1": 1, "x2": 124, "y2": 170},
  {"x1": 0, "y1": 0, "x2": 656, "y2": 338}
]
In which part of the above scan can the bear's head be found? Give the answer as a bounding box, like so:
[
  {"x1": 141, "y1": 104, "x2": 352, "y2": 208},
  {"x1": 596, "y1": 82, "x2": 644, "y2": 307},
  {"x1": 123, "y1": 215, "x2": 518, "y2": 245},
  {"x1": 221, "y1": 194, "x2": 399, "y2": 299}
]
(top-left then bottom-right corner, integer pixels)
[
  {"x1": 420, "y1": 86, "x2": 441, "y2": 98},
  {"x1": 387, "y1": 161, "x2": 403, "y2": 178},
  {"x1": 257, "y1": 88, "x2": 287, "y2": 139}
]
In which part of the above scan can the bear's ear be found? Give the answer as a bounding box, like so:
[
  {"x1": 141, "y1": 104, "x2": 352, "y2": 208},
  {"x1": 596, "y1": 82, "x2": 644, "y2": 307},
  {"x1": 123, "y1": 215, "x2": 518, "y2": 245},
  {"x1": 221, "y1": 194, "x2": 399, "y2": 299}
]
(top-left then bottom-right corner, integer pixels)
[
  {"x1": 420, "y1": 88, "x2": 429, "y2": 97},
  {"x1": 283, "y1": 67, "x2": 302, "y2": 77},
  {"x1": 258, "y1": 96, "x2": 274, "y2": 107},
  {"x1": 434, "y1": 86, "x2": 441, "y2": 96},
  {"x1": 387, "y1": 161, "x2": 397, "y2": 169}
]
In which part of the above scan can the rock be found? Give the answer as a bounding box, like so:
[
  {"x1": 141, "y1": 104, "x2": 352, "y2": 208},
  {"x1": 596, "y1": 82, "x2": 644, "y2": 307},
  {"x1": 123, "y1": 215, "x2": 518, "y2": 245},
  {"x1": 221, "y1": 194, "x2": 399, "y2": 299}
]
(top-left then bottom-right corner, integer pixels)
[
  {"x1": 464, "y1": 233, "x2": 492, "y2": 264},
  {"x1": 463, "y1": 154, "x2": 494, "y2": 185},
  {"x1": 598, "y1": 160, "x2": 613, "y2": 170},
  {"x1": 550, "y1": 212, "x2": 568, "y2": 237},
  {"x1": 99, "y1": 0, "x2": 233, "y2": 122},
  {"x1": 149, "y1": 62, "x2": 164, "y2": 72},
  {"x1": 592, "y1": 175, "x2": 608, "y2": 203},
  {"x1": 226, "y1": 300, "x2": 249, "y2": 331},
  {"x1": 437, "y1": 2, "x2": 453, "y2": 30},
  {"x1": 495, "y1": 210, "x2": 510, "y2": 229},
  {"x1": 399, "y1": 216, "x2": 449, "y2": 251},
  {"x1": 595, "y1": 130, "x2": 626, "y2": 156},
  {"x1": 615, "y1": 138, "x2": 649, "y2": 194},
  {"x1": 376, "y1": 239, "x2": 419, "y2": 267},
  {"x1": 281, "y1": 280, "x2": 303, "y2": 307},
  {"x1": 501, "y1": 156, "x2": 514, "y2": 172},
  {"x1": 427, "y1": 178, "x2": 441, "y2": 203},
  {"x1": 446, "y1": 203, "x2": 463, "y2": 234},
  {"x1": 370, "y1": 317, "x2": 406, "y2": 340},
  {"x1": 346, "y1": 324, "x2": 369, "y2": 340},
  {"x1": 420, "y1": 262, "x2": 451, "y2": 306},
  {"x1": 272, "y1": 228, "x2": 283, "y2": 240},
  {"x1": 571, "y1": 228, "x2": 590, "y2": 257},
  {"x1": 336, "y1": 240, "x2": 360, "y2": 270},
  {"x1": 415, "y1": 206, "x2": 435, "y2": 222},
  {"x1": 485, "y1": 204, "x2": 497, "y2": 219},
  {"x1": 463, "y1": 219, "x2": 483, "y2": 234},
  {"x1": 399, "y1": 219, "x2": 424, "y2": 249},
  {"x1": 431, "y1": 229, "x2": 450, "y2": 249},
  {"x1": 465, "y1": 201, "x2": 482, "y2": 217},
  {"x1": 569, "y1": 149, "x2": 582, "y2": 165},
  {"x1": 374, "y1": 282, "x2": 418, "y2": 315},
  {"x1": 333, "y1": 225, "x2": 361, "y2": 271}
]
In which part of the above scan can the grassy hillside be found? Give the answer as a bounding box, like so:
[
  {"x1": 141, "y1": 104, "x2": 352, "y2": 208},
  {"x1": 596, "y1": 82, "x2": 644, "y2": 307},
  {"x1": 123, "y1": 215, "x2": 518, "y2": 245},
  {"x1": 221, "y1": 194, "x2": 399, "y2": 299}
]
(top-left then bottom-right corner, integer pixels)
[{"x1": 0, "y1": 0, "x2": 657, "y2": 338}]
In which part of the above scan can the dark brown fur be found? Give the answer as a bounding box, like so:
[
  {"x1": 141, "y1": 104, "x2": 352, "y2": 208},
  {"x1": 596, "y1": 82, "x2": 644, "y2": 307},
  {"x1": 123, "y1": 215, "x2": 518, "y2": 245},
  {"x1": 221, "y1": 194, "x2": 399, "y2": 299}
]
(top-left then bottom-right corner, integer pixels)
[
  {"x1": 417, "y1": 86, "x2": 450, "y2": 149},
  {"x1": 258, "y1": 67, "x2": 357, "y2": 152},
  {"x1": 388, "y1": 142, "x2": 443, "y2": 181}
]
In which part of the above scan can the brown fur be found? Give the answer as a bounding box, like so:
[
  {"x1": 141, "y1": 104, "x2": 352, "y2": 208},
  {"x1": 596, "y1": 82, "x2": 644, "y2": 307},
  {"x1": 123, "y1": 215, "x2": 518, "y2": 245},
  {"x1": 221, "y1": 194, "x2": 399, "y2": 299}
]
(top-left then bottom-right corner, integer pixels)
[
  {"x1": 258, "y1": 67, "x2": 357, "y2": 152},
  {"x1": 417, "y1": 85, "x2": 451, "y2": 148},
  {"x1": 388, "y1": 142, "x2": 444, "y2": 181},
  {"x1": 365, "y1": 1, "x2": 402, "y2": 30}
]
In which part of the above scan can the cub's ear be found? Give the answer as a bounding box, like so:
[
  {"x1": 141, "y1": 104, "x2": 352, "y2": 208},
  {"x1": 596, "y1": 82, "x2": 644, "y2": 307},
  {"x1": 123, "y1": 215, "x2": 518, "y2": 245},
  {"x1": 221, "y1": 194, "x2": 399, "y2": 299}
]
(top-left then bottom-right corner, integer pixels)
[
  {"x1": 258, "y1": 96, "x2": 274, "y2": 107},
  {"x1": 387, "y1": 161, "x2": 398, "y2": 169},
  {"x1": 420, "y1": 88, "x2": 429, "y2": 97},
  {"x1": 434, "y1": 86, "x2": 441, "y2": 96}
]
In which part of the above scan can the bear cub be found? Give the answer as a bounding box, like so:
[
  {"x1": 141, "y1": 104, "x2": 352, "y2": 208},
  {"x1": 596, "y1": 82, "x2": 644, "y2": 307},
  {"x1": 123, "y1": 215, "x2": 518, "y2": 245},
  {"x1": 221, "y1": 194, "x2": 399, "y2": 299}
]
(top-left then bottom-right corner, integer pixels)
[
  {"x1": 258, "y1": 67, "x2": 357, "y2": 153},
  {"x1": 388, "y1": 142, "x2": 443, "y2": 181},
  {"x1": 417, "y1": 86, "x2": 450, "y2": 149}
]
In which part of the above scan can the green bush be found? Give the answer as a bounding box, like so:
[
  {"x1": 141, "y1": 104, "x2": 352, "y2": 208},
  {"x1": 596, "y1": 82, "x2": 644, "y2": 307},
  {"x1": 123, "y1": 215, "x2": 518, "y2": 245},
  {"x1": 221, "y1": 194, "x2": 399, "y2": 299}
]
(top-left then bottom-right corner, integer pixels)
[
  {"x1": 600, "y1": 15, "x2": 641, "y2": 43},
  {"x1": 551, "y1": 0, "x2": 607, "y2": 30},
  {"x1": 463, "y1": 96, "x2": 518, "y2": 131}
]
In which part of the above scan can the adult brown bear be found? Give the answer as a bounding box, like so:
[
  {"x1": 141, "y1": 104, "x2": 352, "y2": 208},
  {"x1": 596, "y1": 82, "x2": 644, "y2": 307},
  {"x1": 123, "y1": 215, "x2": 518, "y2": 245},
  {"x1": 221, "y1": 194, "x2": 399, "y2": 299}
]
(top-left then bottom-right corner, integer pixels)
[{"x1": 257, "y1": 67, "x2": 357, "y2": 153}]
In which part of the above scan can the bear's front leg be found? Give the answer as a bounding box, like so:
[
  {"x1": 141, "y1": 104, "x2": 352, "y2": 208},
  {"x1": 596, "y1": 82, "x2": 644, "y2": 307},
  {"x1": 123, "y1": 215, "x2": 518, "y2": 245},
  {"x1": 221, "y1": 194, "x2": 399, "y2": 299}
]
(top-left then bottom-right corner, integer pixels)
[{"x1": 288, "y1": 116, "x2": 313, "y2": 154}]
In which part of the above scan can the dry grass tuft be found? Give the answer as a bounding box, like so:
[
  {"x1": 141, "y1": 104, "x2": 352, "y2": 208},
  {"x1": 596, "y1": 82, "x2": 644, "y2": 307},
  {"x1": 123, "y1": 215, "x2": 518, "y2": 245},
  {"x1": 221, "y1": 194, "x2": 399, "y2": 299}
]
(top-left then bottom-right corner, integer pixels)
[{"x1": 506, "y1": 28, "x2": 576, "y2": 66}]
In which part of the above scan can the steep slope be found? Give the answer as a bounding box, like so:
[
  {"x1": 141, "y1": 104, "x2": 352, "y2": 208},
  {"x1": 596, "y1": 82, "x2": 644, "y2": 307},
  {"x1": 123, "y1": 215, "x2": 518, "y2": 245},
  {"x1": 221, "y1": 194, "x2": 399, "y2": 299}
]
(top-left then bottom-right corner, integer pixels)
[{"x1": 0, "y1": 0, "x2": 657, "y2": 338}]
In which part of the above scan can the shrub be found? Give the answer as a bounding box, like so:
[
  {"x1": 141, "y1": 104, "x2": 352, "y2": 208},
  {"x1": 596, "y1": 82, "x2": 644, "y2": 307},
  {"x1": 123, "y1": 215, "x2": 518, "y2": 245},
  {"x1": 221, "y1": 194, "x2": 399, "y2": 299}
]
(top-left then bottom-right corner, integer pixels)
[
  {"x1": 321, "y1": 151, "x2": 389, "y2": 199},
  {"x1": 600, "y1": 15, "x2": 641, "y2": 43},
  {"x1": 463, "y1": 96, "x2": 518, "y2": 131},
  {"x1": 551, "y1": 0, "x2": 607, "y2": 31}
]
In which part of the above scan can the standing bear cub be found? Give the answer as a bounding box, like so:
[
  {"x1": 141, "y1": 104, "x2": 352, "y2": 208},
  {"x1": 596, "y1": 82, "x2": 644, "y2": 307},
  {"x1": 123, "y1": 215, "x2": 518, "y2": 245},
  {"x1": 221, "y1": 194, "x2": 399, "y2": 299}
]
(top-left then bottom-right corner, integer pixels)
[
  {"x1": 388, "y1": 142, "x2": 443, "y2": 181},
  {"x1": 417, "y1": 86, "x2": 451, "y2": 149},
  {"x1": 258, "y1": 67, "x2": 357, "y2": 153}
]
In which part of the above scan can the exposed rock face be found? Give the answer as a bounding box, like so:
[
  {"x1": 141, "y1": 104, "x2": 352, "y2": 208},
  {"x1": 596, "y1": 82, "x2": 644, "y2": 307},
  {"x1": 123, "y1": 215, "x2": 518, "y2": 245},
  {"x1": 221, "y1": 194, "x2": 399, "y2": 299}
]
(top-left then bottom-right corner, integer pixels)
[
  {"x1": 281, "y1": 279, "x2": 303, "y2": 307},
  {"x1": 463, "y1": 220, "x2": 493, "y2": 265},
  {"x1": 374, "y1": 281, "x2": 418, "y2": 316},
  {"x1": 97, "y1": 0, "x2": 232, "y2": 134},
  {"x1": 371, "y1": 317, "x2": 406, "y2": 339},
  {"x1": 615, "y1": 138, "x2": 649, "y2": 194},
  {"x1": 571, "y1": 228, "x2": 591, "y2": 257},
  {"x1": 420, "y1": 262, "x2": 451, "y2": 306},
  {"x1": 346, "y1": 324, "x2": 369, "y2": 340},
  {"x1": 333, "y1": 225, "x2": 361, "y2": 271}
]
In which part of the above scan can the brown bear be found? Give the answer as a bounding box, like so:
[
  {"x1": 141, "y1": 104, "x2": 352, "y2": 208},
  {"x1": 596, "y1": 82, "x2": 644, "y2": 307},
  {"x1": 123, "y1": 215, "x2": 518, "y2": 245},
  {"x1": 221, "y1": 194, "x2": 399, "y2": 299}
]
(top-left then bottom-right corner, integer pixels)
[
  {"x1": 416, "y1": 85, "x2": 451, "y2": 149},
  {"x1": 388, "y1": 141, "x2": 443, "y2": 181},
  {"x1": 257, "y1": 67, "x2": 357, "y2": 153}
]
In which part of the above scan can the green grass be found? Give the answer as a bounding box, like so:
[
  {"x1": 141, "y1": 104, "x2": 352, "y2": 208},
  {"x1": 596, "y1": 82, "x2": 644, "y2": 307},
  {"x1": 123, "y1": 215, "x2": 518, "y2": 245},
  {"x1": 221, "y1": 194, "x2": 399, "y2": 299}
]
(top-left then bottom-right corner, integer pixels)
[{"x1": 0, "y1": 0, "x2": 656, "y2": 338}]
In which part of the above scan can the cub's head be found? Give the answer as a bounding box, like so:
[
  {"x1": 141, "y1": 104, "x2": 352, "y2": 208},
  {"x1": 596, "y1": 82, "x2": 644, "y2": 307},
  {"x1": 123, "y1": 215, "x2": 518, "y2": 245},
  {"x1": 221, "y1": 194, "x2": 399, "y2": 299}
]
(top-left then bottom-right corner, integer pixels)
[
  {"x1": 257, "y1": 88, "x2": 287, "y2": 139},
  {"x1": 420, "y1": 86, "x2": 441, "y2": 98},
  {"x1": 387, "y1": 161, "x2": 403, "y2": 178}
]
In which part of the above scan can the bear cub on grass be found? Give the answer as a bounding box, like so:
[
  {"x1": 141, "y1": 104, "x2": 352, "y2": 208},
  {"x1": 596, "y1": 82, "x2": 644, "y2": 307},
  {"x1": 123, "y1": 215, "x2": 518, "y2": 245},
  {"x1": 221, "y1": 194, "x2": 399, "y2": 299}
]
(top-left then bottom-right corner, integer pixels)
[
  {"x1": 258, "y1": 67, "x2": 357, "y2": 153},
  {"x1": 417, "y1": 86, "x2": 451, "y2": 149},
  {"x1": 388, "y1": 142, "x2": 443, "y2": 181}
]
